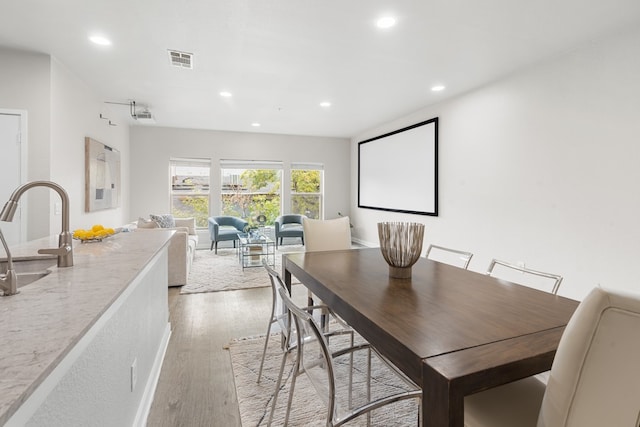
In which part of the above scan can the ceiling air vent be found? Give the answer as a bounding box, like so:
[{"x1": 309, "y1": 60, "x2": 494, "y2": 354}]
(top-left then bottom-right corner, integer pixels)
[{"x1": 168, "y1": 50, "x2": 193, "y2": 69}]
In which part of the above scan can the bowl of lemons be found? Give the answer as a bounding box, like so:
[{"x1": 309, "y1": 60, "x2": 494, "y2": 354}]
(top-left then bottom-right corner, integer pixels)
[{"x1": 73, "y1": 224, "x2": 116, "y2": 242}]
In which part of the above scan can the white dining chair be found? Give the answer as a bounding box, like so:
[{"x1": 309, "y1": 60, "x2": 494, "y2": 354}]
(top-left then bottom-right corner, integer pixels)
[
  {"x1": 425, "y1": 244, "x2": 473, "y2": 269},
  {"x1": 302, "y1": 216, "x2": 352, "y2": 309},
  {"x1": 302, "y1": 216, "x2": 352, "y2": 252},
  {"x1": 464, "y1": 286, "x2": 640, "y2": 426},
  {"x1": 487, "y1": 259, "x2": 563, "y2": 295}
]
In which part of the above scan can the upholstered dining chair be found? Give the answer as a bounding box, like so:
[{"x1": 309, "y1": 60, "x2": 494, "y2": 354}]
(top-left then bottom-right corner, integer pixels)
[
  {"x1": 274, "y1": 214, "x2": 305, "y2": 248},
  {"x1": 269, "y1": 285, "x2": 421, "y2": 427},
  {"x1": 425, "y1": 244, "x2": 474, "y2": 269},
  {"x1": 487, "y1": 259, "x2": 563, "y2": 295},
  {"x1": 464, "y1": 286, "x2": 640, "y2": 427},
  {"x1": 257, "y1": 262, "x2": 353, "y2": 383},
  {"x1": 302, "y1": 216, "x2": 352, "y2": 309},
  {"x1": 302, "y1": 216, "x2": 351, "y2": 251}
]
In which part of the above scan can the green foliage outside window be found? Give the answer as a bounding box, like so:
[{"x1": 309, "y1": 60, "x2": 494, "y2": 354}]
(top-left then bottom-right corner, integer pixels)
[
  {"x1": 291, "y1": 169, "x2": 321, "y2": 219},
  {"x1": 222, "y1": 169, "x2": 282, "y2": 227},
  {"x1": 291, "y1": 170, "x2": 320, "y2": 192},
  {"x1": 220, "y1": 167, "x2": 323, "y2": 224},
  {"x1": 170, "y1": 161, "x2": 210, "y2": 228},
  {"x1": 173, "y1": 196, "x2": 209, "y2": 228}
]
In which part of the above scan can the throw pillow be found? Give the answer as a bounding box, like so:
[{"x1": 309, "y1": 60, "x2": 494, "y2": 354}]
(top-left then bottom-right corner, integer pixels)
[
  {"x1": 137, "y1": 217, "x2": 159, "y2": 229},
  {"x1": 150, "y1": 213, "x2": 176, "y2": 228}
]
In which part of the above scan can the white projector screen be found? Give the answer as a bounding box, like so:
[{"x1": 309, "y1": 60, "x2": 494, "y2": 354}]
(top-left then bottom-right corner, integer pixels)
[{"x1": 358, "y1": 118, "x2": 438, "y2": 216}]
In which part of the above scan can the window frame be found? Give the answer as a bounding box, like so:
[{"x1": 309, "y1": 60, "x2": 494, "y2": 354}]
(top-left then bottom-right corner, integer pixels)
[
  {"x1": 290, "y1": 162, "x2": 324, "y2": 220},
  {"x1": 220, "y1": 160, "x2": 284, "y2": 226},
  {"x1": 169, "y1": 157, "x2": 211, "y2": 228}
]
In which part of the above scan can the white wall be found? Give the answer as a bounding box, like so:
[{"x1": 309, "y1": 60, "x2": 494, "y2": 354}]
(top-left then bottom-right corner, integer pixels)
[
  {"x1": 351, "y1": 26, "x2": 640, "y2": 301},
  {"x1": 0, "y1": 47, "x2": 130, "y2": 239},
  {"x1": 129, "y1": 126, "x2": 350, "y2": 223},
  {"x1": 50, "y1": 58, "x2": 130, "y2": 231},
  {"x1": 0, "y1": 48, "x2": 52, "y2": 239}
]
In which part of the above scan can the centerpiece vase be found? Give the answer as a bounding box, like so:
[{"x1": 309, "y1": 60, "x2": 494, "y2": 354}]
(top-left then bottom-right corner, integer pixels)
[{"x1": 377, "y1": 222, "x2": 425, "y2": 279}]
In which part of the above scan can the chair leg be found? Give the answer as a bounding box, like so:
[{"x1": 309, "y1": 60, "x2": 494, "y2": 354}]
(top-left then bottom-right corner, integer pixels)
[
  {"x1": 301, "y1": 236, "x2": 304, "y2": 245},
  {"x1": 215, "y1": 241, "x2": 218, "y2": 254},
  {"x1": 268, "y1": 346, "x2": 292, "y2": 427},
  {"x1": 284, "y1": 345, "x2": 302, "y2": 427},
  {"x1": 367, "y1": 347, "x2": 372, "y2": 426},
  {"x1": 349, "y1": 331, "x2": 355, "y2": 408},
  {"x1": 258, "y1": 319, "x2": 274, "y2": 383},
  {"x1": 307, "y1": 291, "x2": 314, "y2": 308},
  {"x1": 210, "y1": 241, "x2": 214, "y2": 251}
]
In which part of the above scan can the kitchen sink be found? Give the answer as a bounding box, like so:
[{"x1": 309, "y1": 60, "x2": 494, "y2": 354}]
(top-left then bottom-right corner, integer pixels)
[{"x1": 1, "y1": 257, "x2": 57, "y2": 289}]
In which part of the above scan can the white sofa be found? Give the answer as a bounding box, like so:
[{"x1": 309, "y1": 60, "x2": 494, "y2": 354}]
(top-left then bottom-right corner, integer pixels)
[{"x1": 127, "y1": 217, "x2": 199, "y2": 287}]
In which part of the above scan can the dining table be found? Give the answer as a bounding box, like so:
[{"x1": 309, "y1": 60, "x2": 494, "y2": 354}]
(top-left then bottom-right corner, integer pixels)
[{"x1": 282, "y1": 247, "x2": 579, "y2": 427}]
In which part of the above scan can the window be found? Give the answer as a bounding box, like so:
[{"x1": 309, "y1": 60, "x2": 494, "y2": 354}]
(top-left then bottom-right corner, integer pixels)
[
  {"x1": 291, "y1": 163, "x2": 323, "y2": 219},
  {"x1": 170, "y1": 158, "x2": 210, "y2": 227},
  {"x1": 220, "y1": 160, "x2": 282, "y2": 226}
]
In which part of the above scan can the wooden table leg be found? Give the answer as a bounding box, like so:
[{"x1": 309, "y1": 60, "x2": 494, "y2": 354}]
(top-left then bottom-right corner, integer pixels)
[
  {"x1": 422, "y1": 361, "x2": 464, "y2": 427},
  {"x1": 283, "y1": 264, "x2": 292, "y2": 293}
]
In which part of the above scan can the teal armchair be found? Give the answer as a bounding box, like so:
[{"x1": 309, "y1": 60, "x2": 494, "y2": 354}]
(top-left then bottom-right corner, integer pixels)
[
  {"x1": 274, "y1": 214, "x2": 305, "y2": 248},
  {"x1": 208, "y1": 216, "x2": 249, "y2": 254}
]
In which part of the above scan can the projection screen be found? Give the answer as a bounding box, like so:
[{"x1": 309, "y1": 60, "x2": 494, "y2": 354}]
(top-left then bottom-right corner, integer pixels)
[{"x1": 358, "y1": 117, "x2": 438, "y2": 216}]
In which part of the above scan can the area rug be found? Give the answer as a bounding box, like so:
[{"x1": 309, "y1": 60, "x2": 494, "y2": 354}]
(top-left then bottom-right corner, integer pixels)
[
  {"x1": 181, "y1": 245, "x2": 305, "y2": 294},
  {"x1": 227, "y1": 333, "x2": 419, "y2": 426}
]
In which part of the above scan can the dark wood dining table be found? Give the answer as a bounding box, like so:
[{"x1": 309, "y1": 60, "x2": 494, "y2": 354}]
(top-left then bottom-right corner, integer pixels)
[{"x1": 282, "y1": 247, "x2": 579, "y2": 427}]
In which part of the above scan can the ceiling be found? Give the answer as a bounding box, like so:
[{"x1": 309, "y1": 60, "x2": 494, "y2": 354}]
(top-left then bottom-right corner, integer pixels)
[{"x1": 2, "y1": 1, "x2": 640, "y2": 138}]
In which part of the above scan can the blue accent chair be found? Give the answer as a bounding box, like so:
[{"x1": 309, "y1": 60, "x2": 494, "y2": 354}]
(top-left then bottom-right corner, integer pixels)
[
  {"x1": 208, "y1": 216, "x2": 249, "y2": 254},
  {"x1": 274, "y1": 214, "x2": 305, "y2": 248}
]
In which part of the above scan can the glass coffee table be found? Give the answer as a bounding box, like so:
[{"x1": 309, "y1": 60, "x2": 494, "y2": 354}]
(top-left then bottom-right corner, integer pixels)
[{"x1": 237, "y1": 233, "x2": 276, "y2": 269}]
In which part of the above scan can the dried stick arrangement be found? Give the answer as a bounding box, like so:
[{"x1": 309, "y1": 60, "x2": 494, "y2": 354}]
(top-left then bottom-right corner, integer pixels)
[{"x1": 377, "y1": 222, "x2": 425, "y2": 279}]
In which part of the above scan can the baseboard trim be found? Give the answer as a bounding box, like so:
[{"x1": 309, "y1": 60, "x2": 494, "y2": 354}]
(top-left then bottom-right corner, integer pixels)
[{"x1": 352, "y1": 237, "x2": 376, "y2": 247}]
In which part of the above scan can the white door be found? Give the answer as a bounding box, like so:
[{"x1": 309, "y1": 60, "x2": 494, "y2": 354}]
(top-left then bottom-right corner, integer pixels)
[{"x1": 0, "y1": 112, "x2": 23, "y2": 244}]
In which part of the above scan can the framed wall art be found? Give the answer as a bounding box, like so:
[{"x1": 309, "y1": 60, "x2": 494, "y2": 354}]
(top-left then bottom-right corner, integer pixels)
[{"x1": 85, "y1": 137, "x2": 121, "y2": 212}]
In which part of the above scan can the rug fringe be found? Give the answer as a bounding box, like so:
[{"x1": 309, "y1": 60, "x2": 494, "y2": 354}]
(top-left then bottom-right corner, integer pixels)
[{"x1": 223, "y1": 332, "x2": 280, "y2": 350}]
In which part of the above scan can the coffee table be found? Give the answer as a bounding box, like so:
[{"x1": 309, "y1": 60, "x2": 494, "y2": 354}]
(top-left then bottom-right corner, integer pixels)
[{"x1": 237, "y1": 233, "x2": 276, "y2": 269}]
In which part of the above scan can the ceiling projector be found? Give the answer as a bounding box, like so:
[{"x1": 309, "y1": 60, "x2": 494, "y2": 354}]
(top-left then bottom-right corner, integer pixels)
[{"x1": 133, "y1": 110, "x2": 153, "y2": 120}]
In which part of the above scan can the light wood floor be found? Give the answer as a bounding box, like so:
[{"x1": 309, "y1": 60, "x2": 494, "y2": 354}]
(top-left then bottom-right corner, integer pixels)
[{"x1": 146, "y1": 283, "x2": 308, "y2": 427}]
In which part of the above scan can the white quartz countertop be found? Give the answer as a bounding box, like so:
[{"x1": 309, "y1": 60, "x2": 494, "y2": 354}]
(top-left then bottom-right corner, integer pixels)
[{"x1": 0, "y1": 230, "x2": 174, "y2": 425}]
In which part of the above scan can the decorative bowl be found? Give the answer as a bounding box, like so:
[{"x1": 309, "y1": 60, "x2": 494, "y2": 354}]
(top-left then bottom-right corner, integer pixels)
[
  {"x1": 72, "y1": 225, "x2": 116, "y2": 243},
  {"x1": 73, "y1": 236, "x2": 111, "y2": 243},
  {"x1": 377, "y1": 222, "x2": 425, "y2": 279}
]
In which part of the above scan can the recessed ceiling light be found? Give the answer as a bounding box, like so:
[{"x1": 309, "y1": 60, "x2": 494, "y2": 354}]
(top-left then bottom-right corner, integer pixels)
[
  {"x1": 89, "y1": 35, "x2": 111, "y2": 46},
  {"x1": 220, "y1": 91, "x2": 232, "y2": 97},
  {"x1": 319, "y1": 101, "x2": 331, "y2": 108},
  {"x1": 376, "y1": 16, "x2": 396, "y2": 29},
  {"x1": 251, "y1": 123, "x2": 261, "y2": 127},
  {"x1": 431, "y1": 85, "x2": 446, "y2": 92}
]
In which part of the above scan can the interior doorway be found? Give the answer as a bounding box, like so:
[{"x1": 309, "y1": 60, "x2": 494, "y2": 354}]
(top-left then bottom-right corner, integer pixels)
[{"x1": 0, "y1": 110, "x2": 27, "y2": 244}]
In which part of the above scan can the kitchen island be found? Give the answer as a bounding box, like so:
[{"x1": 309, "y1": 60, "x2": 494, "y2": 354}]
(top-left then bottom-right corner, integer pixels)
[{"x1": 0, "y1": 230, "x2": 173, "y2": 426}]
